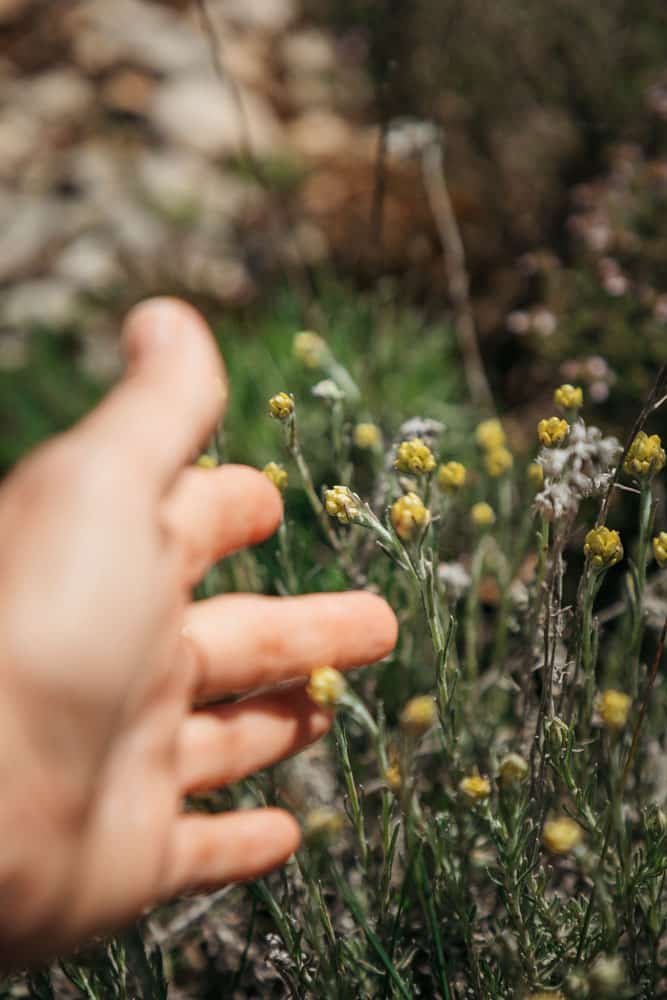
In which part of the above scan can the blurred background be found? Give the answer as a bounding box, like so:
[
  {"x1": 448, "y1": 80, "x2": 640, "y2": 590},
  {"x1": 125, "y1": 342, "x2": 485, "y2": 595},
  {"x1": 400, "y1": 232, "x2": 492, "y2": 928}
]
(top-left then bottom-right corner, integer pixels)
[{"x1": 1, "y1": 0, "x2": 667, "y2": 472}]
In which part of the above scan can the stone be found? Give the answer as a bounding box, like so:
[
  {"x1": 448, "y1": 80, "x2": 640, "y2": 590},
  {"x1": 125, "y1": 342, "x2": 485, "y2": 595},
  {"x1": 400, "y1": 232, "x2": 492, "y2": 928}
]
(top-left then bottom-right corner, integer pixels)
[
  {"x1": 0, "y1": 195, "x2": 93, "y2": 283},
  {"x1": 0, "y1": 0, "x2": 31, "y2": 25},
  {"x1": 215, "y1": 0, "x2": 296, "y2": 34},
  {"x1": 70, "y1": 0, "x2": 208, "y2": 75},
  {"x1": 54, "y1": 235, "x2": 122, "y2": 292},
  {"x1": 150, "y1": 72, "x2": 285, "y2": 158},
  {"x1": 289, "y1": 110, "x2": 356, "y2": 160},
  {"x1": 0, "y1": 109, "x2": 40, "y2": 179},
  {"x1": 100, "y1": 70, "x2": 157, "y2": 117},
  {"x1": 2, "y1": 279, "x2": 80, "y2": 328},
  {"x1": 24, "y1": 69, "x2": 94, "y2": 123}
]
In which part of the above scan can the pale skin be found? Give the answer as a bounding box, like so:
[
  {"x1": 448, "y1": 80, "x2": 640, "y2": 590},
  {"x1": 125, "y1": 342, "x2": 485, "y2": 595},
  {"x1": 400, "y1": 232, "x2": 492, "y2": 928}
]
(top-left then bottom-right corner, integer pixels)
[{"x1": 0, "y1": 298, "x2": 398, "y2": 965}]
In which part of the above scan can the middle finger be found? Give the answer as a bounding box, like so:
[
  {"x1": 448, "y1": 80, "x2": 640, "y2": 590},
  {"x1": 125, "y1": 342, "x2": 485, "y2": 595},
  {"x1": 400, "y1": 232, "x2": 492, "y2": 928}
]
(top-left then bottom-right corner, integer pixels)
[{"x1": 183, "y1": 591, "x2": 398, "y2": 700}]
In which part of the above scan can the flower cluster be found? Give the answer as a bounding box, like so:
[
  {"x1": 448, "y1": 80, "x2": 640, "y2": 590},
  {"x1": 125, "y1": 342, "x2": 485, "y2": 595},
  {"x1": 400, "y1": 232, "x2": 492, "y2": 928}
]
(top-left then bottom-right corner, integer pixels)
[
  {"x1": 324, "y1": 485, "x2": 362, "y2": 524},
  {"x1": 391, "y1": 491, "x2": 430, "y2": 540},
  {"x1": 584, "y1": 526, "x2": 623, "y2": 570},
  {"x1": 534, "y1": 420, "x2": 621, "y2": 521},
  {"x1": 623, "y1": 430, "x2": 666, "y2": 480},
  {"x1": 537, "y1": 416, "x2": 570, "y2": 448},
  {"x1": 394, "y1": 437, "x2": 436, "y2": 475}
]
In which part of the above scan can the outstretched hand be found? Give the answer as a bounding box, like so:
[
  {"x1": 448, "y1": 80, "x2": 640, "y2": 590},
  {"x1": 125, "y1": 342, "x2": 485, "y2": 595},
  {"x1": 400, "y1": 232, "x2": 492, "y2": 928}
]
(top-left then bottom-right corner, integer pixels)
[{"x1": 0, "y1": 298, "x2": 397, "y2": 963}]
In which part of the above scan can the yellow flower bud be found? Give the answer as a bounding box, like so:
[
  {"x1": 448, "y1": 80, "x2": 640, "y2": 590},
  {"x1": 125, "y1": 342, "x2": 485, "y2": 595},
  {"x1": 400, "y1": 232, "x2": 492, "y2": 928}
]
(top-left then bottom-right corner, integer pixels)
[
  {"x1": 303, "y1": 806, "x2": 344, "y2": 842},
  {"x1": 399, "y1": 695, "x2": 437, "y2": 737},
  {"x1": 527, "y1": 462, "x2": 544, "y2": 488},
  {"x1": 269, "y1": 391, "x2": 295, "y2": 421},
  {"x1": 438, "y1": 460, "x2": 467, "y2": 492},
  {"x1": 390, "y1": 492, "x2": 430, "y2": 541},
  {"x1": 598, "y1": 689, "x2": 631, "y2": 730},
  {"x1": 475, "y1": 418, "x2": 506, "y2": 450},
  {"x1": 196, "y1": 455, "x2": 217, "y2": 469},
  {"x1": 262, "y1": 461, "x2": 288, "y2": 491},
  {"x1": 293, "y1": 330, "x2": 327, "y2": 368},
  {"x1": 537, "y1": 416, "x2": 570, "y2": 448},
  {"x1": 554, "y1": 383, "x2": 583, "y2": 411},
  {"x1": 470, "y1": 501, "x2": 495, "y2": 528},
  {"x1": 459, "y1": 773, "x2": 491, "y2": 803},
  {"x1": 499, "y1": 753, "x2": 529, "y2": 788},
  {"x1": 484, "y1": 446, "x2": 514, "y2": 478},
  {"x1": 394, "y1": 437, "x2": 436, "y2": 475},
  {"x1": 384, "y1": 760, "x2": 402, "y2": 792},
  {"x1": 354, "y1": 422, "x2": 381, "y2": 449},
  {"x1": 324, "y1": 485, "x2": 361, "y2": 524},
  {"x1": 653, "y1": 531, "x2": 667, "y2": 567},
  {"x1": 584, "y1": 526, "x2": 623, "y2": 570},
  {"x1": 306, "y1": 666, "x2": 346, "y2": 710},
  {"x1": 623, "y1": 430, "x2": 666, "y2": 480},
  {"x1": 542, "y1": 817, "x2": 582, "y2": 854}
]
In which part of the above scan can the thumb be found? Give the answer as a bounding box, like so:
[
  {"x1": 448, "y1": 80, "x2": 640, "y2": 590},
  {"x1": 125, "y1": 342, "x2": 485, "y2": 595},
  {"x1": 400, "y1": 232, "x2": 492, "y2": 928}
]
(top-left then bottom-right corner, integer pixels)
[{"x1": 81, "y1": 298, "x2": 227, "y2": 488}]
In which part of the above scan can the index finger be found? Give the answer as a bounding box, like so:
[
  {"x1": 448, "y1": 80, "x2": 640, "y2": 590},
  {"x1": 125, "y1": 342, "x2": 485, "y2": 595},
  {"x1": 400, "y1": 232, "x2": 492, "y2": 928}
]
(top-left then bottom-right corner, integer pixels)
[{"x1": 80, "y1": 298, "x2": 226, "y2": 490}]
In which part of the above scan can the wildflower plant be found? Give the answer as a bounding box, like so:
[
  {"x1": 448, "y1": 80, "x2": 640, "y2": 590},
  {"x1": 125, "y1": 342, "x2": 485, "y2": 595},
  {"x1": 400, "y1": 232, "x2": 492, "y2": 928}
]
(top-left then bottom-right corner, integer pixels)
[{"x1": 188, "y1": 336, "x2": 667, "y2": 999}]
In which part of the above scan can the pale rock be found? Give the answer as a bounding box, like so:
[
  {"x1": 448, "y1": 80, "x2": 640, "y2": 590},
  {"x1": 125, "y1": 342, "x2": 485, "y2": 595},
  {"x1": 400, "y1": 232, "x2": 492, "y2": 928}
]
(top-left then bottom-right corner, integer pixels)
[
  {"x1": 55, "y1": 235, "x2": 122, "y2": 291},
  {"x1": 0, "y1": 109, "x2": 40, "y2": 178},
  {"x1": 138, "y1": 150, "x2": 265, "y2": 223},
  {"x1": 24, "y1": 69, "x2": 94, "y2": 123},
  {"x1": 151, "y1": 73, "x2": 285, "y2": 158},
  {"x1": 100, "y1": 70, "x2": 157, "y2": 116},
  {"x1": 3, "y1": 279, "x2": 80, "y2": 328},
  {"x1": 282, "y1": 29, "x2": 335, "y2": 76},
  {"x1": 71, "y1": 0, "x2": 207, "y2": 75},
  {"x1": 0, "y1": 195, "x2": 93, "y2": 283},
  {"x1": 289, "y1": 110, "x2": 354, "y2": 160},
  {"x1": 218, "y1": 0, "x2": 296, "y2": 34},
  {"x1": 0, "y1": 0, "x2": 30, "y2": 24}
]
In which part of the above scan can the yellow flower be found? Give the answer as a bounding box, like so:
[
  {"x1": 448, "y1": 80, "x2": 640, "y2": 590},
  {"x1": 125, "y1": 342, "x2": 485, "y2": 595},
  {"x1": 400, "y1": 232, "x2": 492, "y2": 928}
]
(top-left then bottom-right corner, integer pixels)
[
  {"x1": 623, "y1": 430, "x2": 666, "y2": 479},
  {"x1": 324, "y1": 485, "x2": 361, "y2": 524},
  {"x1": 537, "y1": 416, "x2": 569, "y2": 448},
  {"x1": 394, "y1": 437, "x2": 436, "y2": 475},
  {"x1": 554, "y1": 383, "x2": 583, "y2": 411},
  {"x1": 306, "y1": 666, "x2": 346, "y2": 710},
  {"x1": 484, "y1": 446, "x2": 514, "y2": 478},
  {"x1": 499, "y1": 753, "x2": 529, "y2": 788},
  {"x1": 400, "y1": 695, "x2": 437, "y2": 737},
  {"x1": 437, "y1": 460, "x2": 467, "y2": 492},
  {"x1": 384, "y1": 759, "x2": 402, "y2": 792},
  {"x1": 354, "y1": 422, "x2": 381, "y2": 449},
  {"x1": 526, "y1": 993, "x2": 566, "y2": 1000},
  {"x1": 459, "y1": 773, "x2": 491, "y2": 803},
  {"x1": 262, "y1": 461, "x2": 288, "y2": 491},
  {"x1": 293, "y1": 330, "x2": 327, "y2": 368},
  {"x1": 542, "y1": 817, "x2": 582, "y2": 854},
  {"x1": 598, "y1": 689, "x2": 631, "y2": 730},
  {"x1": 196, "y1": 454, "x2": 217, "y2": 469},
  {"x1": 390, "y1": 492, "x2": 430, "y2": 541},
  {"x1": 303, "y1": 806, "x2": 344, "y2": 842},
  {"x1": 475, "y1": 418, "x2": 506, "y2": 450},
  {"x1": 269, "y1": 391, "x2": 295, "y2": 421},
  {"x1": 471, "y1": 501, "x2": 495, "y2": 528},
  {"x1": 653, "y1": 531, "x2": 667, "y2": 567},
  {"x1": 527, "y1": 462, "x2": 544, "y2": 488},
  {"x1": 584, "y1": 526, "x2": 623, "y2": 570}
]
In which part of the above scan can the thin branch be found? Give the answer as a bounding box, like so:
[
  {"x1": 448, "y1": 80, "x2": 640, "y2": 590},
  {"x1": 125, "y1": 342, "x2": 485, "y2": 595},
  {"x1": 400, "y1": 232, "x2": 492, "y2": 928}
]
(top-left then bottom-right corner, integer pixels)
[{"x1": 421, "y1": 139, "x2": 495, "y2": 414}]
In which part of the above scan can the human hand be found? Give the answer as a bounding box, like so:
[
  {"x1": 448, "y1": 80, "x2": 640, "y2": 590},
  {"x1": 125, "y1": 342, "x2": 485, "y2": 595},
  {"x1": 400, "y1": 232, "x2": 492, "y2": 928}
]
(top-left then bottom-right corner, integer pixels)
[{"x1": 0, "y1": 298, "x2": 397, "y2": 964}]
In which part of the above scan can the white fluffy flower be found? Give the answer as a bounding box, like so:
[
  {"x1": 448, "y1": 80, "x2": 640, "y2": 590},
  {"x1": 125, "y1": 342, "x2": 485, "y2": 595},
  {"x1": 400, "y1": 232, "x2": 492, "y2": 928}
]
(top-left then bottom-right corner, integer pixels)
[{"x1": 438, "y1": 561, "x2": 471, "y2": 602}]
